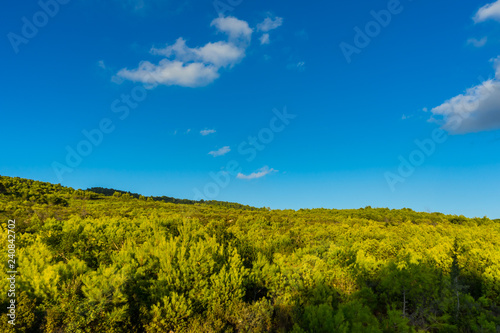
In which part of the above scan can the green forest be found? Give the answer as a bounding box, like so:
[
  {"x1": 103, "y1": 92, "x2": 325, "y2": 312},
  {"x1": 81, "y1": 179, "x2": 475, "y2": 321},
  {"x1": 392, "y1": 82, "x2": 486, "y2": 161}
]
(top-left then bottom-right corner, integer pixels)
[{"x1": 0, "y1": 175, "x2": 499, "y2": 332}]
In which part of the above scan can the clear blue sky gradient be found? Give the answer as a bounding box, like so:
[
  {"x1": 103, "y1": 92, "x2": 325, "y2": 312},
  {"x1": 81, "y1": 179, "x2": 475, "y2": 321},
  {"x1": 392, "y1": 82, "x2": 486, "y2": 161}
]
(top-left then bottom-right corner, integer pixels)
[{"x1": 2, "y1": 0, "x2": 500, "y2": 217}]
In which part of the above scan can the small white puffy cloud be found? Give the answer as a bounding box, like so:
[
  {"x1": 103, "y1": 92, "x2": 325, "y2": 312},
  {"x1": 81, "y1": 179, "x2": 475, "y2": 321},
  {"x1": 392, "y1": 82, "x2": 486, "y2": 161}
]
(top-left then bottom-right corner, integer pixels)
[
  {"x1": 237, "y1": 166, "x2": 277, "y2": 180},
  {"x1": 430, "y1": 57, "x2": 500, "y2": 134},
  {"x1": 474, "y1": 0, "x2": 500, "y2": 22},
  {"x1": 117, "y1": 16, "x2": 252, "y2": 88},
  {"x1": 208, "y1": 146, "x2": 230, "y2": 157},
  {"x1": 467, "y1": 37, "x2": 488, "y2": 47},
  {"x1": 257, "y1": 16, "x2": 283, "y2": 32},
  {"x1": 260, "y1": 33, "x2": 270, "y2": 45},
  {"x1": 200, "y1": 129, "x2": 216, "y2": 136},
  {"x1": 211, "y1": 16, "x2": 253, "y2": 42}
]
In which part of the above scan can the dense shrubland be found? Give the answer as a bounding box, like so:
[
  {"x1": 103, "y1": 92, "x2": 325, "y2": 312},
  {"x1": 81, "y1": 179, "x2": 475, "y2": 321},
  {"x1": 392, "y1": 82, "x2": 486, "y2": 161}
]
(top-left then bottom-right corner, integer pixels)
[{"x1": 0, "y1": 175, "x2": 499, "y2": 332}]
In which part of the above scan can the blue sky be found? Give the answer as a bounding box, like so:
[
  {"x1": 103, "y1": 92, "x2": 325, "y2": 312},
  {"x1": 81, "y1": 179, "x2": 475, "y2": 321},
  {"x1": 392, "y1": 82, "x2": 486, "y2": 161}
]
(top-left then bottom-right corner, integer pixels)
[{"x1": 2, "y1": 0, "x2": 500, "y2": 217}]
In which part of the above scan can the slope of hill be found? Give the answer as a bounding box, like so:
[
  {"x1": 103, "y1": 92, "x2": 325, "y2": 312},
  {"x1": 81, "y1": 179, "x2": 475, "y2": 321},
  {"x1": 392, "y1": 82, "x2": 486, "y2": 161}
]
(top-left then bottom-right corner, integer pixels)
[{"x1": 0, "y1": 175, "x2": 499, "y2": 332}]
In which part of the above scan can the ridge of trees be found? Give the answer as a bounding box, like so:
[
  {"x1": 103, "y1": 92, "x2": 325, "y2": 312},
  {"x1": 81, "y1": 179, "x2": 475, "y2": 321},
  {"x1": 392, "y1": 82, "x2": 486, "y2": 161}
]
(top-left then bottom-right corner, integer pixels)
[{"x1": 86, "y1": 186, "x2": 263, "y2": 211}]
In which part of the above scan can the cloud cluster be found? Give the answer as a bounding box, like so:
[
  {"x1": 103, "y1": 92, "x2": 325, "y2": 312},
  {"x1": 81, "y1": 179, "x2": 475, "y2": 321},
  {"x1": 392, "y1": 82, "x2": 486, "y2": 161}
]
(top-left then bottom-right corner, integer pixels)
[
  {"x1": 256, "y1": 15, "x2": 283, "y2": 45},
  {"x1": 474, "y1": 0, "x2": 500, "y2": 23},
  {"x1": 237, "y1": 166, "x2": 276, "y2": 180},
  {"x1": 151, "y1": 38, "x2": 245, "y2": 68},
  {"x1": 430, "y1": 3, "x2": 500, "y2": 134},
  {"x1": 117, "y1": 16, "x2": 252, "y2": 87},
  {"x1": 430, "y1": 58, "x2": 500, "y2": 134}
]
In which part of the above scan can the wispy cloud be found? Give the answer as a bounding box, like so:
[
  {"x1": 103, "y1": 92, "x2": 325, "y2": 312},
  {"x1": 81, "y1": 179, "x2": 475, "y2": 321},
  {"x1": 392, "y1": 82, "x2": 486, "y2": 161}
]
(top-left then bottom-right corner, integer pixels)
[
  {"x1": 237, "y1": 166, "x2": 277, "y2": 180},
  {"x1": 430, "y1": 57, "x2": 500, "y2": 134},
  {"x1": 474, "y1": 0, "x2": 500, "y2": 23},
  {"x1": 97, "y1": 60, "x2": 106, "y2": 69},
  {"x1": 208, "y1": 146, "x2": 230, "y2": 157},
  {"x1": 260, "y1": 33, "x2": 270, "y2": 45},
  {"x1": 256, "y1": 15, "x2": 283, "y2": 45},
  {"x1": 467, "y1": 37, "x2": 488, "y2": 47},
  {"x1": 257, "y1": 16, "x2": 283, "y2": 32},
  {"x1": 200, "y1": 129, "x2": 216, "y2": 136},
  {"x1": 287, "y1": 61, "x2": 305, "y2": 72},
  {"x1": 116, "y1": 16, "x2": 252, "y2": 88}
]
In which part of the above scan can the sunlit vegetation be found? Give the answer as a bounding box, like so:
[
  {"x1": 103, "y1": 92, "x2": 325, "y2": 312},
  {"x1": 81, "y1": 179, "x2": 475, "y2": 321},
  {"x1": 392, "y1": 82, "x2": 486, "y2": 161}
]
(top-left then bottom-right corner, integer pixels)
[{"x1": 0, "y1": 175, "x2": 499, "y2": 332}]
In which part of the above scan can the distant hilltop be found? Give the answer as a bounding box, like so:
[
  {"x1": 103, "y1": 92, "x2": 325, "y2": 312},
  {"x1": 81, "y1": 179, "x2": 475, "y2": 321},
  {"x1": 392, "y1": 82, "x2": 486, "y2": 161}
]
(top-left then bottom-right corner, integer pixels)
[{"x1": 0, "y1": 175, "x2": 264, "y2": 211}]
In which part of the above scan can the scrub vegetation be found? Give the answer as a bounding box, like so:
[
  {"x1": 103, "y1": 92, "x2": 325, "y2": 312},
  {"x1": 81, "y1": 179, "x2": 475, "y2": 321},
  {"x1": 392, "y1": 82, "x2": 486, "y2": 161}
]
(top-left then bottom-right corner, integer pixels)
[{"x1": 0, "y1": 175, "x2": 499, "y2": 332}]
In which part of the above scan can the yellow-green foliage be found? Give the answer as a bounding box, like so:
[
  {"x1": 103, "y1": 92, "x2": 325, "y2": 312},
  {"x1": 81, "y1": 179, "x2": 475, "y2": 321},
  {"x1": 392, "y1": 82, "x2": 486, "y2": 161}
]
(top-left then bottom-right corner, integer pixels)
[{"x1": 0, "y1": 175, "x2": 499, "y2": 332}]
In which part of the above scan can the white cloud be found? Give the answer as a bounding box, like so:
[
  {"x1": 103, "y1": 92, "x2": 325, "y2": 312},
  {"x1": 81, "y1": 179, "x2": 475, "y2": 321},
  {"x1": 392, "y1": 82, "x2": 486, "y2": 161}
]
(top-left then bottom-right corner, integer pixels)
[
  {"x1": 257, "y1": 16, "x2": 283, "y2": 32},
  {"x1": 467, "y1": 37, "x2": 488, "y2": 47},
  {"x1": 208, "y1": 146, "x2": 231, "y2": 157},
  {"x1": 237, "y1": 166, "x2": 277, "y2": 180},
  {"x1": 117, "y1": 60, "x2": 219, "y2": 88},
  {"x1": 151, "y1": 38, "x2": 245, "y2": 68},
  {"x1": 98, "y1": 60, "x2": 106, "y2": 69},
  {"x1": 430, "y1": 57, "x2": 500, "y2": 134},
  {"x1": 260, "y1": 33, "x2": 270, "y2": 45},
  {"x1": 256, "y1": 15, "x2": 283, "y2": 45},
  {"x1": 474, "y1": 0, "x2": 500, "y2": 22},
  {"x1": 200, "y1": 129, "x2": 216, "y2": 136},
  {"x1": 116, "y1": 16, "x2": 252, "y2": 88},
  {"x1": 211, "y1": 16, "x2": 253, "y2": 42}
]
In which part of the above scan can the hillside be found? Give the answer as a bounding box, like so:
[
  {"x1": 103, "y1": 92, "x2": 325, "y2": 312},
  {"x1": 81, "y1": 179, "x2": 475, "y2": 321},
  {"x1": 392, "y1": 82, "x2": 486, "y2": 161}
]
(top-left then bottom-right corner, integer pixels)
[{"x1": 0, "y1": 175, "x2": 499, "y2": 332}]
